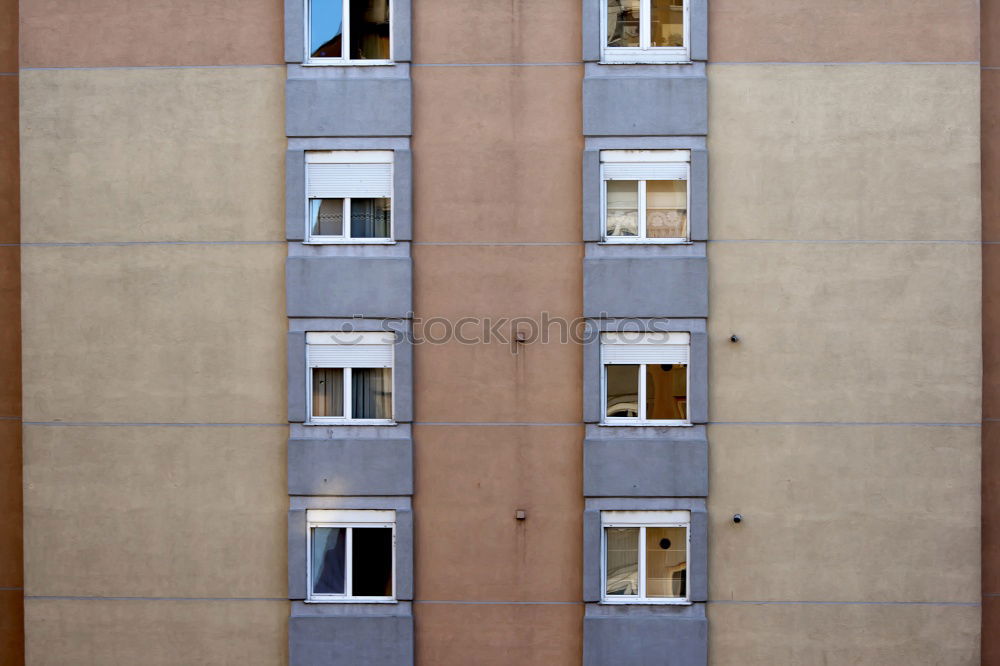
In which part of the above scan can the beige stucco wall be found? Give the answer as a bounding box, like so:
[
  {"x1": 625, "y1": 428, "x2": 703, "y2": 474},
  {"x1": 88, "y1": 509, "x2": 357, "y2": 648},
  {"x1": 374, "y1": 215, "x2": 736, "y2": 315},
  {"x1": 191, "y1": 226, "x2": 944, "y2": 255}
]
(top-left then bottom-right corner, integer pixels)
[
  {"x1": 19, "y1": 66, "x2": 287, "y2": 662},
  {"x1": 708, "y1": 62, "x2": 981, "y2": 663},
  {"x1": 24, "y1": 599, "x2": 288, "y2": 665}
]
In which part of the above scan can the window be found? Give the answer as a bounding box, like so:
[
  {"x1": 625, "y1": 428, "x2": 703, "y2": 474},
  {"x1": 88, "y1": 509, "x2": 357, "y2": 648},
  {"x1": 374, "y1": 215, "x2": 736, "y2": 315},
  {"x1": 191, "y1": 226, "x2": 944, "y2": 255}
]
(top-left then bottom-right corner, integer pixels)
[
  {"x1": 306, "y1": 151, "x2": 393, "y2": 243},
  {"x1": 307, "y1": 0, "x2": 392, "y2": 64},
  {"x1": 604, "y1": 0, "x2": 688, "y2": 63},
  {"x1": 601, "y1": 150, "x2": 689, "y2": 243},
  {"x1": 307, "y1": 509, "x2": 395, "y2": 602},
  {"x1": 602, "y1": 331, "x2": 689, "y2": 425},
  {"x1": 602, "y1": 510, "x2": 689, "y2": 604},
  {"x1": 307, "y1": 331, "x2": 394, "y2": 424}
]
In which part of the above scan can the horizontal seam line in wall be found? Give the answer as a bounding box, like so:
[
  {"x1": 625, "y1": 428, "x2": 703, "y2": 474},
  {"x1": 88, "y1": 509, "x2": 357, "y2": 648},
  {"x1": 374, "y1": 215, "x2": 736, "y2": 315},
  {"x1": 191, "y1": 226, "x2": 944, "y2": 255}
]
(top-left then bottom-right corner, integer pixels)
[
  {"x1": 709, "y1": 600, "x2": 980, "y2": 606},
  {"x1": 709, "y1": 239, "x2": 981, "y2": 245},
  {"x1": 0, "y1": 416, "x2": 21, "y2": 421},
  {"x1": 415, "y1": 600, "x2": 582, "y2": 605},
  {"x1": 23, "y1": 421, "x2": 288, "y2": 427},
  {"x1": 20, "y1": 64, "x2": 284, "y2": 72},
  {"x1": 0, "y1": 587, "x2": 23, "y2": 591},
  {"x1": 7, "y1": 241, "x2": 285, "y2": 247},
  {"x1": 26, "y1": 595, "x2": 286, "y2": 602},
  {"x1": 0, "y1": 72, "x2": 16, "y2": 76},
  {"x1": 415, "y1": 422, "x2": 581, "y2": 426},
  {"x1": 412, "y1": 62, "x2": 580, "y2": 67},
  {"x1": 710, "y1": 421, "x2": 979, "y2": 427},
  {"x1": 710, "y1": 60, "x2": 978, "y2": 66}
]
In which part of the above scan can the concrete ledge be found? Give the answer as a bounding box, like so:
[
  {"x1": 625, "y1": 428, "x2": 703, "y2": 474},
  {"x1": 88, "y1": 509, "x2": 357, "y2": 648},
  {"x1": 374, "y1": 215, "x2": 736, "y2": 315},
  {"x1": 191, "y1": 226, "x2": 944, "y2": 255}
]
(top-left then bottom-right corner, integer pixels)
[
  {"x1": 583, "y1": 74, "x2": 707, "y2": 136},
  {"x1": 583, "y1": 256, "x2": 708, "y2": 318},
  {"x1": 584, "y1": 435, "x2": 707, "y2": 497},
  {"x1": 288, "y1": 438, "x2": 413, "y2": 496},
  {"x1": 290, "y1": 614, "x2": 414, "y2": 666},
  {"x1": 584, "y1": 604, "x2": 707, "y2": 666},
  {"x1": 286, "y1": 256, "x2": 413, "y2": 318},
  {"x1": 286, "y1": 78, "x2": 412, "y2": 137}
]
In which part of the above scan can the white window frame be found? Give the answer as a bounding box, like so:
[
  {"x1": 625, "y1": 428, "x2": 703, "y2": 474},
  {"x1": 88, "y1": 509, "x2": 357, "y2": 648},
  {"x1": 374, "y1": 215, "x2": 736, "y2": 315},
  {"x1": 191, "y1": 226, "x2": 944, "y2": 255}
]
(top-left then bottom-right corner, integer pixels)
[
  {"x1": 601, "y1": 510, "x2": 691, "y2": 605},
  {"x1": 305, "y1": 0, "x2": 394, "y2": 65},
  {"x1": 601, "y1": 0, "x2": 690, "y2": 64},
  {"x1": 306, "y1": 331, "x2": 395, "y2": 425},
  {"x1": 601, "y1": 331, "x2": 691, "y2": 426},
  {"x1": 306, "y1": 509, "x2": 397, "y2": 603},
  {"x1": 601, "y1": 150, "x2": 691, "y2": 244},
  {"x1": 305, "y1": 151, "x2": 395, "y2": 244}
]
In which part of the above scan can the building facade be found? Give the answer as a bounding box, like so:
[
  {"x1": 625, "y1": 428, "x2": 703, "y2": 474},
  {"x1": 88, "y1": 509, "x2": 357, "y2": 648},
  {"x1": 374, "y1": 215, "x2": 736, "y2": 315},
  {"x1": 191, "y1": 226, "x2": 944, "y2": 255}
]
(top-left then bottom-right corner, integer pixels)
[{"x1": 0, "y1": 0, "x2": 991, "y2": 663}]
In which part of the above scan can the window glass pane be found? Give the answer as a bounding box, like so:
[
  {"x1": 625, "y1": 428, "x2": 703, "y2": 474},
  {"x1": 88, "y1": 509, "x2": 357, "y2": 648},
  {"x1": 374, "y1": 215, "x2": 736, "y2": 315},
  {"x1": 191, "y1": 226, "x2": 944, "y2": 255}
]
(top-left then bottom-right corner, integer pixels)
[
  {"x1": 312, "y1": 526, "x2": 346, "y2": 594},
  {"x1": 646, "y1": 363, "x2": 687, "y2": 421},
  {"x1": 650, "y1": 0, "x2": 684, "y2": 47},
  {"x1": 606, "y1": 364, "x2": 639, "y2": 418},
  {"x1": 645, "y1": 526, "x2": 687, "y2": 598},
  {"x1": 646, "y1": 180, "x2": 688, "y2": 239},
  {"x1": 311, "y1": 198, "x2": 344, "y2": 237},
  {"x1": 312, "y1": 368, "x2": 344, "y2": 417},
  {"x1": 352, "y1": 527, "x2": 393, "y2": 596},
  {"x1": 310, "y1": 0, "x2": 343, "y2": 58},
  {"x1": 350, "y1": 198, "x2": 391, "y2": 238},
  {"x1": 606, "y1": 181, "x2": 639, "y2": 237},
  {"x1": 349, "y1": 0, "x2": 391, "y2": 60},
  {"x1": 605, "y1": 527, "x2": 639, "y2": 595},
  {"x1": 352, "y1": 367, "x2": 392, "y2": 419},
  {"x1": 607, "y1": 0, "x2": 641, "y2": 47}
]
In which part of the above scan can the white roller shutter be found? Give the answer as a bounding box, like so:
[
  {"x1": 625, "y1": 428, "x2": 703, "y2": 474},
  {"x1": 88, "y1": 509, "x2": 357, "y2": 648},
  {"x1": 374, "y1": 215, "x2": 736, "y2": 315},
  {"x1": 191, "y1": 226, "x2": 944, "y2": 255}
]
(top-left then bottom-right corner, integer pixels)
[
  {"x1": 306, "y1": 331, "x2": 394, "y2": 368},
  {"x1": 602, "y1": 331, "x2": 690, "y2": 364},
  {"x1": 602, "y1": 162, "x2": 688, "y2": 181},
  {"x1": 307, "y1": 162, "x2": 393, "y2": 198}
]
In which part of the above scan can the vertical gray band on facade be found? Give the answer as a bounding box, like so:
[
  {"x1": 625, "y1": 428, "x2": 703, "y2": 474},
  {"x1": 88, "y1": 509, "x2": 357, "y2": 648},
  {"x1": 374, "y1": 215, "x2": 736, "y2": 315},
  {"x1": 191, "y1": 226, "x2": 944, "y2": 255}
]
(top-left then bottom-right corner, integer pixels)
[
  {"x1": 286, "y1": 150, "x2": 306, "y2": 241},
  {"x1": 395, "y1": 509, "x2": 414, "y2": 600},
  {"x1": 689, "y1": 149, "x2": 708, "y2": 241},
  {"x1": 288, "y1": 332, "x2": 307, "y2": 423},
  {"x1": 688, "y1": 508, "x2": 708, "y2": 601},
  {"x1": 689, "y1": 0, "x2": 708, "y2": 62},
  {"x1": 689, "y1": 331, "x2": 708, "y2": 424},
  {"x1": 393, "y1": 149, "x2": 413, "y2": 241},
  {"x1": 288, "y1": 509, "x2": 307, "y2": 600},
  {"x1": 392, "y1": 332, "x2": 414, "y2": 423},
  {"x1": 582, "y1": 149, "x2": 602, "y2": 241},
  {"x1": 285, "y1": 0, "x2": 305, "y2": 63},
  {"x1": 392, "y1": 0, "x2": 412, "y2": 62},
  {"x1": 581, "y1": 0, "x2": 601, "y2": 62}
]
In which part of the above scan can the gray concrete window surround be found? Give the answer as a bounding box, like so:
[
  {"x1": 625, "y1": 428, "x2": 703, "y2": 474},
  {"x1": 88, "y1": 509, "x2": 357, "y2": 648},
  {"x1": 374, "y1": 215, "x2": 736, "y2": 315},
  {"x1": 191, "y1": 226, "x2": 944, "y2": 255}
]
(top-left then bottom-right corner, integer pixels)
[
  {"x1": 286, "y1": 256, "x2": 413, "y2": 318},
  {"x1": 582, "y1": 319, "x2": 707, "y2": 424},
  {"x1": 289, "y1": 436, "x2": 413, "y2": 496},
  {"x1": 288, "y1": 326, "x2": 414, "y2": 424},
  {"x1": 288, "y1": 497, "x2": 413, "y2": 601},
  {"x1": 286, "y1": 75, "x2": 412, "y2": 137},
  {"x1": 285, "y1": 0, "x2": 412, "y2": 64},
  {"x1": 583, "y1": 253, "x2": 708, "y2": 318},
  {"x1": 290, "y1": 614, "x2": 413, "y2": 666},
  {"x1": 288, "y1": 497, "x2": 414, "y2": 665},
  {"x1": 582, "y1": 0, "x2": 707, "y2": 63},
  {"x1": 582, "y1": 148, "x2": 707, "y2": 242},
  {"x1": 583, "y1": 70, "x2": 707, "y2": 136},
  {"x1": 584, "y1": 427, "x2": 707, "y2": 497},
  {"x1": 287, "y1": 146, "x2": 412, "y2": 242},
  {"x1": 584, "y1": 603, "x2": 707, "y2": 666},
  {"x1": 583, "y1": 497, "x2": 707, "y2": 603}
]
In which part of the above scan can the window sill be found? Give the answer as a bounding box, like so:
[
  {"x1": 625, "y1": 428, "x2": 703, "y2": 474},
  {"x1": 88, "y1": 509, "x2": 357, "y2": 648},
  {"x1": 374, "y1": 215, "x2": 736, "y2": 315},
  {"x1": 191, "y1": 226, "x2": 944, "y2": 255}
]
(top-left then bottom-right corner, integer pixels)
[
  {"x1": 599, "y1": 57, "x2": 692, "y2": 66},
  {"x1": 601, "y1": 421, "x2": 693, "y2": 427},
  {"x1": 306, "y1": 420, "x2": 397, "y2": 426},
  {"x1": 303, "y1": 239, "x2": 397, "y2": 245},
  {"x1": 600, "y1": 239, "x2": 693, "y2": 245},
  {"x1": 302, "y1": 60, "x2": 396, "y2": 67},
  {"x1": 599, "y1": 599, "x2": 692, "y2": 606},
  {"x1": 304, "y1": 598, "x2": 398, "y2": 604}
]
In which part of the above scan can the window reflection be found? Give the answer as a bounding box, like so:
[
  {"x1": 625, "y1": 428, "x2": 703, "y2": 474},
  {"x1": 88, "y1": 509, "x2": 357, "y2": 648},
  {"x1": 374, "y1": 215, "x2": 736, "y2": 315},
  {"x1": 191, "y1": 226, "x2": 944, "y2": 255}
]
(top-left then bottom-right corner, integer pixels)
[
  {"x1": 645, "y1": 180, "x2": 688, "y2": 239},
  {"x1": 645, "y1": 526, "x2": 686, "y2": 598},
  {"x1": 605, "y1": 527, "x2": 639, "y2": 595},
  {"x1": 350, "y1": 0, "x2": 391, "y2": 60},
  {"x1": 607, "y1": 0, "x2": 641, "y2": 47},
  {"x1": 606, "y1": 364, "x2": 639, "y2": 418},
  {"x1": 310, "y1": 0, "x2": 343, "y2": 58},
  {"x1": 606, "y1": 181, "x2": 639, "y2": 237},
  {"x1": 650, "y1": 0, "x2": 684, "y2": 47},
  {"x1": 645, "y1": 363, "x2": 687, "y2": 421}
]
